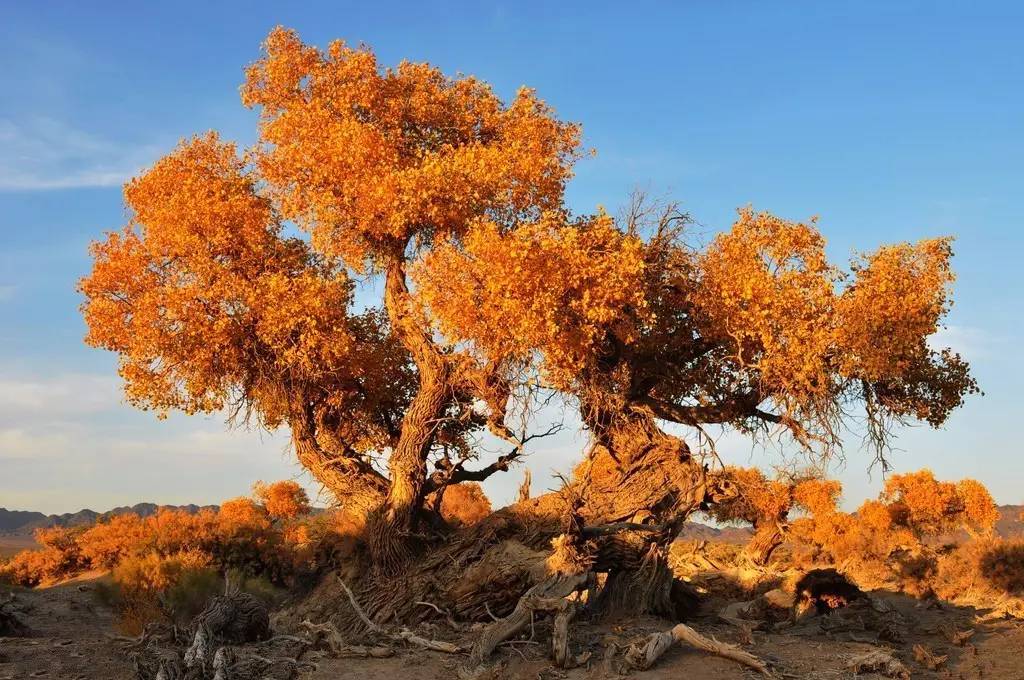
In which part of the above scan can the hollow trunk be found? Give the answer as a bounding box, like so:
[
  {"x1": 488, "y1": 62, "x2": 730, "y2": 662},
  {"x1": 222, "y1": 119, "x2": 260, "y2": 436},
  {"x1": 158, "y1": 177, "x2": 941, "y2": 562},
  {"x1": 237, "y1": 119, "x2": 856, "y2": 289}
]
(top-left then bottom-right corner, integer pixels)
[{"x1": 742, "y1": 522, "x2": 784, "y2": 567}]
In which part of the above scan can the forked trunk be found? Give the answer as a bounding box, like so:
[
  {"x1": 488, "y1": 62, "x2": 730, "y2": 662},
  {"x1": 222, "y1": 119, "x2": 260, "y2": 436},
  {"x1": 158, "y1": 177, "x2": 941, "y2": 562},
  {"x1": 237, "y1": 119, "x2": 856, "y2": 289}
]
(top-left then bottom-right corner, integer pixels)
[{"x1": 286, "y1": 389, "x2": 389, "y2": 520}]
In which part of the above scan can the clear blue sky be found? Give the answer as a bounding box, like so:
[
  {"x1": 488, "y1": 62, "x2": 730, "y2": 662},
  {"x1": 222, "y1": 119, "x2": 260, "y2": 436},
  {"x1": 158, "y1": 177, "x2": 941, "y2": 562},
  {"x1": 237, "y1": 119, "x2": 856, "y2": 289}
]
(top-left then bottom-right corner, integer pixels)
[{"x1": 0, "y1": 2, "x2": 1020, "y2": 514}]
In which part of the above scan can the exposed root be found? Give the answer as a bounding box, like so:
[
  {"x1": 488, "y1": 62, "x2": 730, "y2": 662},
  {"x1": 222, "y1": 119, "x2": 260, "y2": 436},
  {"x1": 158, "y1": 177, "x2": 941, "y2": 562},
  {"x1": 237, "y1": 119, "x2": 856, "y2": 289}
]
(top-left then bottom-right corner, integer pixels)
[
  {"x1": 467, "y1": 571, "x2": 589, "y2": 667},
  {"x1": 298, "y1": 620, "x2": 394, "y2": 658},
  {"x1": 624, "y1": 622, "x2": 772, "y2": 676},
  {"x1": 415, "y1": 600, "x2": 463, "y2": 631},
  {"x1": 337, "y1": 577, "x2": 462, "y2": 653}
]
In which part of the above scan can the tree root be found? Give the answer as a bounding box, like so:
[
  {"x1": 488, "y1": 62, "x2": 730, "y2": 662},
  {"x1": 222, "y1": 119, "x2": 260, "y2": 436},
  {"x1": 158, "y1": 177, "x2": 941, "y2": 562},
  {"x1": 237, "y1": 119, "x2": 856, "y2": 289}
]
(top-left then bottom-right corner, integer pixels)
[
  {"x1": 298, "y1": 620, "x2": 394, "y2": 658},
  {"x1": 336, "y1": 577, "x2": 462, "y2": 653},
  {"x1": 467, "y1": 571, "x2": 589, "y2": 668},
  {"x1": 624, "y1": 622, "x2": 772, "y2": 676}
]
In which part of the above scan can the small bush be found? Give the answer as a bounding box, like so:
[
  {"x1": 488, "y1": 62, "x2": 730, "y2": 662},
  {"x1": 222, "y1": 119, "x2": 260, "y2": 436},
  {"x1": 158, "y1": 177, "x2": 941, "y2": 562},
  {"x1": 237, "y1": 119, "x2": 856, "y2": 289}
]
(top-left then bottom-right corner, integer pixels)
[
  {"x1": 980, "y1": 541, "x2": 1024, "y2": 594},
  {"x1": 439, "y1": 482, "x2": 492, "y2": 527}
]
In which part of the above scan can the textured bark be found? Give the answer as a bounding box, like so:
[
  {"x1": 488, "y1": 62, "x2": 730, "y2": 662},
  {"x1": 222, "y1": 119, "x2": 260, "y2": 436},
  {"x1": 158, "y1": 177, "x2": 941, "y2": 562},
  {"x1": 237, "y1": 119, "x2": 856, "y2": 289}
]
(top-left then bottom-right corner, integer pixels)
[
  {"x1": 742, "y1": 522, "x2": 785, "y2": 567},
  {"x1": 290, "y1": 399, "x2": 388, "y2": 518},
  {"x1": 369, "y1": 255, "x2": 455, "y2": 572}
]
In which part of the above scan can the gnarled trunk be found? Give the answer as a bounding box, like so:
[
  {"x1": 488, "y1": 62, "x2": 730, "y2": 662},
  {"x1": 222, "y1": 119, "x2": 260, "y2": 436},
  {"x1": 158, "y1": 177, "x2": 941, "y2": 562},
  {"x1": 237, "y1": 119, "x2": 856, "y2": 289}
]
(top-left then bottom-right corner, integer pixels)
[
  {"x1": 288, "y1": 393, "x2": 388, "y2": 520},
  {"x1": 368, "y1": 256, "x2": 454, "y2": 571},
  {"x1": 742, "y1": 522, "x2": 785, "y2": 567}
]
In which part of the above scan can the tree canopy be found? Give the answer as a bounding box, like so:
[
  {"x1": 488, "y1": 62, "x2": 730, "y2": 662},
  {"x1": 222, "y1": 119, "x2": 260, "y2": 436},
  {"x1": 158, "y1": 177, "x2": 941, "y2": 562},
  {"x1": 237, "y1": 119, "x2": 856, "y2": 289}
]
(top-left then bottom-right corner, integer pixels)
[{"x1": 80, "y1": 27, "x2": 978, "y2": 551}]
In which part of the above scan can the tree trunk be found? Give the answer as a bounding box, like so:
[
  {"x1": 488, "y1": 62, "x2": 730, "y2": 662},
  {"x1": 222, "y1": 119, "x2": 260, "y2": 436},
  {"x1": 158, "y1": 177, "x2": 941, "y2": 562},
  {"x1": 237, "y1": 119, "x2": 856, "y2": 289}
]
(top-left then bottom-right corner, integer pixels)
[
  {"x1": 742, "y1": 522, "x2": 784, "y2": 567},
  {"x1": 368, "y1": 256, "x2": 454, "y2": 572},
  {"x1": 289, "y1": 393, "x2": 388, "y2": 520}
]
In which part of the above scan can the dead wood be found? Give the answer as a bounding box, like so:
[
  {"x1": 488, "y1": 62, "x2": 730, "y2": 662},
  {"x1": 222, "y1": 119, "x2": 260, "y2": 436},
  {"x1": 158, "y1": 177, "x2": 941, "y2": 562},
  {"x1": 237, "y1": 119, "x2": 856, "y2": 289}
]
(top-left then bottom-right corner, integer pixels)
[
  {"x1": 183, "y1": 592, "x2": 270, "y2": 671},
  {"x1": 336, "y1": 577, "x2": 462, "y2": 653},
  {"x1": 938, "y1": 622, "x2": 975, "y2": 645},
  {"x1": 847, "y1": 648, "x2": 910, "y2": 679},
  {"x1": 467, "y1": 571, "x2": 589, "y2": 667},
  {"x1": 623, "y1": 622, "x2": 772, "y2": 676},
  {"x1": 298, "y1": 620, "x2": 394, "y2": 658},
  {"x1": 516, "y1": 469, "x2": 532, "y2": 503},
  {"x1": 912, "y1": 643, "x2": 948, "y2": 670}
]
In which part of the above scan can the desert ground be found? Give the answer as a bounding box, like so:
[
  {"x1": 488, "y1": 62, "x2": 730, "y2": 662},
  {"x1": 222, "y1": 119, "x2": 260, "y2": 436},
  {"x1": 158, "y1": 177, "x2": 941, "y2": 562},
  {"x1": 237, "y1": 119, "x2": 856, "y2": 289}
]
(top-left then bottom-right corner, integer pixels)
[{"x1": 4, "y1": 542, "x2": 1024, "y2": 680}]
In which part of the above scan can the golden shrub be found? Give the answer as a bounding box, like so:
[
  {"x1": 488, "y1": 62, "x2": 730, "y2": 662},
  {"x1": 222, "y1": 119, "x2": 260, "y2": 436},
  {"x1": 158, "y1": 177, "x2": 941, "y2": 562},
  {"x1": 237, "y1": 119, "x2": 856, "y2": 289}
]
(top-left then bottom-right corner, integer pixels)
[
  {"x1": 253, "y1": 480, "x2": 311, "y2": 520},
  {"x1": 438, "y1": 483, "x2": 492, "y2": 527}
]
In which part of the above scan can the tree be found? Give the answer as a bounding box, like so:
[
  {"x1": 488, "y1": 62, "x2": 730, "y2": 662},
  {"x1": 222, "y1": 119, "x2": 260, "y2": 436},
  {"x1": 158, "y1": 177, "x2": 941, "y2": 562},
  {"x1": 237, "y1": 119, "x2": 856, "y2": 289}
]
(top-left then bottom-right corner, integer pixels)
[
  {"x1": 81, "y1": 27, "x2": 977, "y2": 626},
  {"x1": 413, "y1": 195, "x2": 977, "y2": 612},
  {"x1": 253, "y1": 480, "x2": 312, "y2": 521},
  {"x1": 707, "y1": 467, "x2": 840, "y2": 567},
  {"x1": 883, "y1": 470, "x2": 999, "y2": 539}
]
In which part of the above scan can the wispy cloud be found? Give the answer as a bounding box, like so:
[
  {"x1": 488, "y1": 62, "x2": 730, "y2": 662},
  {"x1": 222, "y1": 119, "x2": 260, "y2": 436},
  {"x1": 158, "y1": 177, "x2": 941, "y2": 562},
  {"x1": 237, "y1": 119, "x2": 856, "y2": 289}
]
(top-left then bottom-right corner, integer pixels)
[
  {"x1": 930, "y1": 324, "x2": 999, "y2": 362},
  {"x1": 0, "y1": 118, "x2": 162, "y2": 191},
  {"x1": 0, "y1": 373, "x2": 124, "y2": 425}
]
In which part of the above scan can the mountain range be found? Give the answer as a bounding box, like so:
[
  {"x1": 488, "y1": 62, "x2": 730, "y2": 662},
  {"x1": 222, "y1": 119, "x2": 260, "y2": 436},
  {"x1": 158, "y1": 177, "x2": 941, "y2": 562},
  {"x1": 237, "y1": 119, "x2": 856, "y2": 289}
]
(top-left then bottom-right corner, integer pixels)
[{"x1": 0, "y1": 503, "x2": 218, "y2": 536}]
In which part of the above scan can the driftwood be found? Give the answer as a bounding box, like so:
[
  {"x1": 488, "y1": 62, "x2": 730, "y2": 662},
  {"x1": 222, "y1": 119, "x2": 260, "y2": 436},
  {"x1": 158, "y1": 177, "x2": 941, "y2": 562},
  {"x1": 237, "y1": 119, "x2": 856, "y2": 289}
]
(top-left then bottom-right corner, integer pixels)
[{"x1": 624, "y1": 622, "x2": 772, "y2": 676}]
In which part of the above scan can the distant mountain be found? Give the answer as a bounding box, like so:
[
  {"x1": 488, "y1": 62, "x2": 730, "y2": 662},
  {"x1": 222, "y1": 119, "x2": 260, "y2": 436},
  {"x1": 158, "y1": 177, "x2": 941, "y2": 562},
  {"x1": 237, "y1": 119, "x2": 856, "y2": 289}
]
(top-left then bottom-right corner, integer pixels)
[
  {"x1": 996, "y1": 505, "x2": 1024, "y2": 539},
  {"x1": 0, "y1": 503, "x2": 219, "y2": 537},
  {"x1": 0, "y1": 509, "x2": 48, "y2": 533}
]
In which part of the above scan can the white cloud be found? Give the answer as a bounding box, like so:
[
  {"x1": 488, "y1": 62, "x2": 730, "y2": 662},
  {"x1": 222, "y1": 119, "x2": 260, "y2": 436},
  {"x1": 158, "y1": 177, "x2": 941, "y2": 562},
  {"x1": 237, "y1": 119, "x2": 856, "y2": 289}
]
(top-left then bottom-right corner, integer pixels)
[
  {"x1": 0, "y1": 118, "x2": 162, "y2": 191},
  {"x1": 929, "y1": 324, "x2": 998, "y2": 362},
  {"x1": 0, "y1": 373, "x2": 123, "y2": 425}
]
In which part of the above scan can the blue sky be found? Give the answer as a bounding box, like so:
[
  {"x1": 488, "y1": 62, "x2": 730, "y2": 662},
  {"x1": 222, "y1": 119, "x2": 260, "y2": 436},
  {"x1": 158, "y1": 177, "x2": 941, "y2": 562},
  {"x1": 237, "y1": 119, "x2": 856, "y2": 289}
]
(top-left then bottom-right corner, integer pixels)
[{"x1": 0, "y1": 2, "x2": 1021, "y2": 514}]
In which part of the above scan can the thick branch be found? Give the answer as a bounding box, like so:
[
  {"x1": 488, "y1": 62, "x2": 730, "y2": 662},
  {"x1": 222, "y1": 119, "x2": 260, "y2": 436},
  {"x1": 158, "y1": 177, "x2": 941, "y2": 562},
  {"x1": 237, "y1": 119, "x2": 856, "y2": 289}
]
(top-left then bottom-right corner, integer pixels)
[{"x1": 640, "y1": 394, "x2": 781, "y2": 426}]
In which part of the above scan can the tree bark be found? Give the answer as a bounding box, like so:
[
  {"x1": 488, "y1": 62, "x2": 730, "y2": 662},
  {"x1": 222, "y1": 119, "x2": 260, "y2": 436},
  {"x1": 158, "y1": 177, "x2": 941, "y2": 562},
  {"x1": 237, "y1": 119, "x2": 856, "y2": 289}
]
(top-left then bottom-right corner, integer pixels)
[
  {"x1": 742, "y1": 522, "x2": 784, "y2": 567},
  {"x1": 289, "y1": 394, "x2": 388, "y2": 519},
  {"x1": 369, "y1": 255, "x2": 454, "y2": 571}
]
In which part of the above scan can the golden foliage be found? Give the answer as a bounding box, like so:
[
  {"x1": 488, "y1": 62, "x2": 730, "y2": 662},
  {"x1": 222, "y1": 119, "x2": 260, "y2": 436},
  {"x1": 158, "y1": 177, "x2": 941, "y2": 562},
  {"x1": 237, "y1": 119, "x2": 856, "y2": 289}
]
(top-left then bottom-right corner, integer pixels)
[
  {"x1": 708, "y1": 467, "x2": 795, "y2": 528},
  {"x1": 415, "y1": 212, "x2": 647, "y2": 388},
  {"x1": 0, "y1": 480, "x2": 331, "y2": 589},
  {"x1": 253, "y1": 480, "x2": 311, "y2": 520},
  {"x1": 77, "y1": 27, "x2": 979, "y2": 533},
  {"x1": 437, "y1": 482, "x2": 492, "y2": 527},
  {"x1": 413, "y1": 199, "x2": 976, "y2": 459},
  {"x1": 79, "y1": 133, "x2": 412, "y2": 456},
  {"x1": 241, "y1": 27, "x2": 581, "y2": 269},
  {"x1": 883, "y1": 469, "x2": 999, "y2": 538}
]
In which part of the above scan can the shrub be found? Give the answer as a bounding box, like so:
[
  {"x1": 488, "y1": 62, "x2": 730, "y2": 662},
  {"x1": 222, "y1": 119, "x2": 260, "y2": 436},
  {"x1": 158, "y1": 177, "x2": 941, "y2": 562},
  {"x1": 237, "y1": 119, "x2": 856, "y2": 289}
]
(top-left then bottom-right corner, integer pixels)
[
  {"x1": 98, "y1": 550, "x2": 218, "y2": 634},
  {"x1": 79, "y1": 513, "x2": 149, "y2": 568},
  {"x1": 980, "y1": 541, "x2": 1024, "y2": 594},
  {"x1": 439, "y1": 482, "x2": 492, "y2": 527},
  {"x1": 253, "y1": 480, "x2": 311, "y2": 520}
]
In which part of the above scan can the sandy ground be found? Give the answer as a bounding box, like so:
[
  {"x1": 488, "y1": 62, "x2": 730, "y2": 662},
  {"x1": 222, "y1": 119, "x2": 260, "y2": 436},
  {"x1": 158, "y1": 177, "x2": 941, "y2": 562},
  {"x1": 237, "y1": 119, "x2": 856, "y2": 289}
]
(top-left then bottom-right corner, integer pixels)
[{"x1": 3, "y1": 574, "x2": 1024, "y2": 679}]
